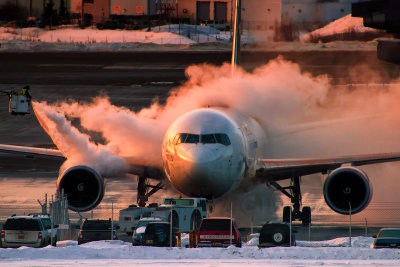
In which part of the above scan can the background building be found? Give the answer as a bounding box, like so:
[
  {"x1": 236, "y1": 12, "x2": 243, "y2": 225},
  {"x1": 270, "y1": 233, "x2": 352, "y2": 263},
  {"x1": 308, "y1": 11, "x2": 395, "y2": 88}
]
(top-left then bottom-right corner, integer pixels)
[
  {"x1": 0, "y1": 0, "x2": 369, "y2": 40},
  {"x1": 282, "y1": 0, "x2": 364, "y2": 31},
  {"x1": 70, "y1": 0, "x2": 109, "y2": 26},
  {"x1": 242, "y1": 0, "x2": 281, "y2": 42}
]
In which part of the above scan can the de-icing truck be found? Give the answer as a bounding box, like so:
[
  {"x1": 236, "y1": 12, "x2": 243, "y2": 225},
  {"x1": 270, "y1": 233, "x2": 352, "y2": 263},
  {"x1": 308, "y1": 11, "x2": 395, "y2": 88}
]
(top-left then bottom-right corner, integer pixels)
[{"x1": 119, "y1": 197, "x2": 207, "y2": 235}]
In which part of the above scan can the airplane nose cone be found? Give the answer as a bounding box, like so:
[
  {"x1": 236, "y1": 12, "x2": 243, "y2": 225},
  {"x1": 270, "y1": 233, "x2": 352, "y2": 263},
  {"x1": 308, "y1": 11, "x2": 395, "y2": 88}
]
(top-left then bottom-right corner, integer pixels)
[
  {"x1": 184, "y1": 146, "x2": 219, "y2": 163},
  {"x1": 170, "y1": 144, "x2": 234, "y2": 198}
]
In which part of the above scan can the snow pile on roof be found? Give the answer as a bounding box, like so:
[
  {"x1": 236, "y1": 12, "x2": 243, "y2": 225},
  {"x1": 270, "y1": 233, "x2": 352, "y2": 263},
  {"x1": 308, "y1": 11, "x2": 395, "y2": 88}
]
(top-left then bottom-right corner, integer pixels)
[
  {"x1": 0, "y1": 27, "x2": 195, "y2": 45},
  {"x1": 245, "y1": 236, "x2": 259, "y2": 246},
  {"x1": 301, "y1": 14, "x2": 381, "y2": 42}
]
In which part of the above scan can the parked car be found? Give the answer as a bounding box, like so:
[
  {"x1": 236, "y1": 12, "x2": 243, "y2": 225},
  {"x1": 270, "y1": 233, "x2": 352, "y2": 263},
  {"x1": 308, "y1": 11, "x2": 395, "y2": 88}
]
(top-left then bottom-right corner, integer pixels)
[
  {"x1": 1, "y1": 214, "x2": 58, "y2": 248},
  {"x1": 196, "y1": 217, "x2": 242, "y2": 248},
  {"x1": 141, "y1": 222, "x2": 177, "y2": 247},
  {"x1": 77, "y1": 219, "x2": 118, "y2": 245},
  {"x1": 371, "y1": 228, "x2": 400, "y2": 248},
  {"x1": 258, "y1": 222, "x2": 296, "y2": 247},
  {"x1": 132, "y1": 217, "x2": 165, "y2": 246}
]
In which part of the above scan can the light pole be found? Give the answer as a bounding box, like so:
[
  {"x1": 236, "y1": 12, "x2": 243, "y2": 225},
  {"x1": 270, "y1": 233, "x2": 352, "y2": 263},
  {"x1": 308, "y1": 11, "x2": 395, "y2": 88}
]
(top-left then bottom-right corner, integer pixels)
[{"x1": 81, "y1": 0, "x2": 85, "y2": 28}]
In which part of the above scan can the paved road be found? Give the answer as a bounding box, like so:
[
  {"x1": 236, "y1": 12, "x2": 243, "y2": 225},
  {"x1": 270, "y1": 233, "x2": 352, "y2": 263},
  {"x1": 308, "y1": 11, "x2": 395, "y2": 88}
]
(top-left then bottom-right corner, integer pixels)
[{"x1": 1, "y1": 51, "x2": 399, "y2": 85}]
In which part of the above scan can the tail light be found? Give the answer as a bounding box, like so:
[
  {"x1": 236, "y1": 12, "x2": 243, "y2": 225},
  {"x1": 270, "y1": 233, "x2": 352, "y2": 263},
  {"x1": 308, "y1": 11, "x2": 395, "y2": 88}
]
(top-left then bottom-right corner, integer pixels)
[
  {"x1": 38, "y1": 232, "x2": 42, "y2": 239},
  {"x1": 124, "y1": 217, "x2": 131, "y2": 221},
  {"x1": 1, "y1": 230, "x2": 4, "y2": 238}
]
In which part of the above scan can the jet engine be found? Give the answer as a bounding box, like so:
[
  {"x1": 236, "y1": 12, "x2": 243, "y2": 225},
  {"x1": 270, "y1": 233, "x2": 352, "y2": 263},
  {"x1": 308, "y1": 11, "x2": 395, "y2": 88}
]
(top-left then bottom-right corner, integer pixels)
[
  {"x1": 57, "y1": 165, "x2": 105, "y2": 212},
  {"x1": 323, "y1": 167, "x2": 372, "y2": 215}
]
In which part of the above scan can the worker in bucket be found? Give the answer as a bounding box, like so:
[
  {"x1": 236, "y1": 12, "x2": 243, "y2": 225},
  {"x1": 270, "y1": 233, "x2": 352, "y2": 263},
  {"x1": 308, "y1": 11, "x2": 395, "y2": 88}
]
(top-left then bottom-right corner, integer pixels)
[{"x1": 20, "y1": 85, "x2": 31, "y2": 100}]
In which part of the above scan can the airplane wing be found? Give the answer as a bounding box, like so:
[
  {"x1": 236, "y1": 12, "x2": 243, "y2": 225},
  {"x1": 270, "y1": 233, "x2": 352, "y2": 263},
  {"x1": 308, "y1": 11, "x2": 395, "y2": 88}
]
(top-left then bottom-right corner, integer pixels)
[
  {"x1": 124, "y1": 157, "x2": 165, "y2": 180},
  {"x1": 0, "y1": 144, "x2": 165, "y2": 179},
  {"x1": 255, "y1": 152, "x2": 400, "y2": 181},
  {"x1": 0, "y1": 144, "x2": 64, "y2": 159}
]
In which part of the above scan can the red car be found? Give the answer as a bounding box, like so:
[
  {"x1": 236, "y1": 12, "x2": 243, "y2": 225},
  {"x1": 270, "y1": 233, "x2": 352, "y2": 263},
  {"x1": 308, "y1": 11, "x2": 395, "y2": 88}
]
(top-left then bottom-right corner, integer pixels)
[{"x1": 197, "y1": 217, "x2": 242, "y2": 248}]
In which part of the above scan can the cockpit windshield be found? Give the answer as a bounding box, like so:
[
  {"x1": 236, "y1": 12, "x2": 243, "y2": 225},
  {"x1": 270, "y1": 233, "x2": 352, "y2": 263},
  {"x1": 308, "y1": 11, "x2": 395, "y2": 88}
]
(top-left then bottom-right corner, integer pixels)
[
  {"x1": 201, "y1": 134, "x2": 216, "y2": 143},
  {"x1": 172, "y1": 133, "x2": 231, "y2": 146},
  {"x1": 186, "y1": 134, "x2": 200, "y2": 143}
]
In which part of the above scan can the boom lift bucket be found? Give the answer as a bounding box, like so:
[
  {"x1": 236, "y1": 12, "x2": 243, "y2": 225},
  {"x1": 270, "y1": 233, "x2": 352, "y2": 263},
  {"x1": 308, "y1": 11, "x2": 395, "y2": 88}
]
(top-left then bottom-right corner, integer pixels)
[{"x1": 9, "y1": 93, "x2": 30, "y2": 115}]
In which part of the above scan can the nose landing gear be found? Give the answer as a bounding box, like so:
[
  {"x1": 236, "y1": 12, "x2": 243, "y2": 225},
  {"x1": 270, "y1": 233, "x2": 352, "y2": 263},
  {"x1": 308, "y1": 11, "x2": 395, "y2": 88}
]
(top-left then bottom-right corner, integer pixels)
[{"x1": 137, "y1": 176, "x2": 163, "y2": 207}]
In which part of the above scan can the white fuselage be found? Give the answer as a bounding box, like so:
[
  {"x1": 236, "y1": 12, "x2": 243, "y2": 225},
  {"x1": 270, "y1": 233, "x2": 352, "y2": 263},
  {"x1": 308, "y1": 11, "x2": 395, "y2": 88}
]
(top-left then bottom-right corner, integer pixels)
[{"x1": 162, "y1": 108, "x2": 267, "y2": 199}]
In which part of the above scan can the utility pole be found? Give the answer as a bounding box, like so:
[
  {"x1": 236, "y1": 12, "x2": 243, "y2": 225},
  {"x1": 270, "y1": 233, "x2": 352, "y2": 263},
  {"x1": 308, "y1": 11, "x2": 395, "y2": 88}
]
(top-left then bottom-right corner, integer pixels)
[
  {"x1": 29, "y1": 0, "x2": 32, "y2": 17},
  {"x1": 349, "y1": 202, "x2": 352, "y2": 247},
  {"x1": 81, "y1": 0, "x2": 85, "y2": 28},
  {"x1": 15, "y1": 0, "x2": 18, "y2": 21},
  {"x1": 230, "y1": 202, "x2": 232, "y2": 246},
  {"x1": 231, "y1": 0, "x2": 241, "y2": 74},
  {"x1": 111, "y1": 202, "x2": 114, "y2": 240},
  {"x1": 170, "y1": 206, "x2": 173, "y2": 247}
]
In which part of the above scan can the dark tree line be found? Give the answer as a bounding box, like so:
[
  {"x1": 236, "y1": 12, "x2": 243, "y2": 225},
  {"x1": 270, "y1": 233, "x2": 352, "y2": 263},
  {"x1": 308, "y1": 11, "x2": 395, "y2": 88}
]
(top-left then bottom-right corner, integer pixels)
[
  {"x1": 0, "y1": 0, "x2": 69, "y2": 27},
  {"x1": 0, "y1": 1, "x2": 27, "y2": 21}
]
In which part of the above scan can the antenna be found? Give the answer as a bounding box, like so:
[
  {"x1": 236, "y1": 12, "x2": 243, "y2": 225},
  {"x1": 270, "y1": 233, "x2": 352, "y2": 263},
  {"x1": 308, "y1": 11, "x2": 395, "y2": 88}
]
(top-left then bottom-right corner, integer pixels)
[{"x1": 231, "y1": 0, "x2": 241, "y2": 75}]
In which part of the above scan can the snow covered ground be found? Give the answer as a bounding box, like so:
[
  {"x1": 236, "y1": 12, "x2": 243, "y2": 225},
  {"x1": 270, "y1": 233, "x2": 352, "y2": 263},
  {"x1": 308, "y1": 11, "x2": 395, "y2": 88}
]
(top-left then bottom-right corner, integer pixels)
[
  {"x1": 1, "y1": 237, "x2": 400, "y2": 266},
  {"x1": 0, "y1": 15, "x2": 387, "y2": 52},
  {"x1": 0, "y1": 26, "x2": 195, "y2": 44}
]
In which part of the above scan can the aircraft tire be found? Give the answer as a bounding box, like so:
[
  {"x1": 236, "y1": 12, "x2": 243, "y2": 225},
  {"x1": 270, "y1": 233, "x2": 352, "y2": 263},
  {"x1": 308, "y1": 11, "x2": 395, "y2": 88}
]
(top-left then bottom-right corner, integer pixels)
[
  {"x1": 190, "y1": 210, "x2": 202, "y2": 231},
  {"x1": 283, "y1": 206, "x2": 291, "y2": 223},
  {"x1": 301, "y1": 206, "x2": 311, "y2": 226},
  {"x1": 51, "y1": 237, "x2": 57, "y2": 246},
  {"x1": 259, "y1": 223, "x2": 290, "y2": 247}
]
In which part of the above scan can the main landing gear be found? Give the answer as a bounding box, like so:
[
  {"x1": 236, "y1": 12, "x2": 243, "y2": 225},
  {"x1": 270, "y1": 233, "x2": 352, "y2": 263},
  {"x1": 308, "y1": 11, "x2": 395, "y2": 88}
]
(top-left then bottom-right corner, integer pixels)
[
  {"x1": 269, "y1": 176, "x2": 311, "y2": 226},
  {"x1": 137, "y1": 176, "x2": 163, "y2": 207}
]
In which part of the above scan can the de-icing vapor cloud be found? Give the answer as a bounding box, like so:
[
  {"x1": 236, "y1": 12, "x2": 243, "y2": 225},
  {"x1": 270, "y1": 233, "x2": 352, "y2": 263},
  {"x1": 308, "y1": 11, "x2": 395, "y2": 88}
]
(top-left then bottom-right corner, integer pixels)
[{"x1": 32, "y1": 58, "x2": 400, "y2": 225}]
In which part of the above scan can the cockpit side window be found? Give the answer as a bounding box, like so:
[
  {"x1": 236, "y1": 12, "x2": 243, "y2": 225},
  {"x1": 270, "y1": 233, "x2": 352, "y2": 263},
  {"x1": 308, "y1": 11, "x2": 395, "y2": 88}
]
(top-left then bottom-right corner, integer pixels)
[
  {"x1": 177, "y1": 133, "x2": 188, "y2": 144},
  {"x1": 172, "y1": 134, "x2": 181, "y2": 145},
  {"x1": 215, "y1": 134, "x2": 231, "y2": 146}
]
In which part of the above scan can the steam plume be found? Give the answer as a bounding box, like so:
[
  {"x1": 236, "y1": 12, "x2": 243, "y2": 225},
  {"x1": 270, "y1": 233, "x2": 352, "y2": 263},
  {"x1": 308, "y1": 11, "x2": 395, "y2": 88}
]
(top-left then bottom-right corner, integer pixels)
[{"x1": 32, "y1": 57, "x2": 400, "y2": 225}]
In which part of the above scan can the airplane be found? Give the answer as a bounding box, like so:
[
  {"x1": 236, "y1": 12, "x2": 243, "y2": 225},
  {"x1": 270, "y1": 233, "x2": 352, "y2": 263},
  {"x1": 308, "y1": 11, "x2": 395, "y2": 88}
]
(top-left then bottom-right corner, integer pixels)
[{"x1": 1, "y1": 0, "x2": 400, "y2": 227}]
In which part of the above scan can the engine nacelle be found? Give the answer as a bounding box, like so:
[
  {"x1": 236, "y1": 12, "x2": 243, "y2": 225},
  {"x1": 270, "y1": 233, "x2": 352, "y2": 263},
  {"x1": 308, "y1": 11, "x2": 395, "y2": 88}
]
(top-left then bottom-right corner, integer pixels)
[
  {"x1": 57, "y1": 165, "x2": 105, "y2": 212},
  {"x1": 323, "y1": 167, "x2": 372, "y2": 215}
]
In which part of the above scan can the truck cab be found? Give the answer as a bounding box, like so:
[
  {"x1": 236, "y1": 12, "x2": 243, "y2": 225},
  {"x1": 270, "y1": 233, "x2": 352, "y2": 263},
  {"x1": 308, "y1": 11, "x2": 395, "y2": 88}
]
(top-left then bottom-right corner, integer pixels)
[
  {"x1": 118, "y1": 197, "x2": 207, "y2": 235},
  {"x1": 151, "y1": 197, "x2": 207, "y2": 232}
]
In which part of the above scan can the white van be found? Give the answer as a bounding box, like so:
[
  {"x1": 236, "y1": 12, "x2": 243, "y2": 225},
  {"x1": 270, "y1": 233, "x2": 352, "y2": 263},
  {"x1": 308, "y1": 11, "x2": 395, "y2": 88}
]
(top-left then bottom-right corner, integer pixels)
[{"x1": 1, "y1": 214, "x2": 57, "y2": 248}]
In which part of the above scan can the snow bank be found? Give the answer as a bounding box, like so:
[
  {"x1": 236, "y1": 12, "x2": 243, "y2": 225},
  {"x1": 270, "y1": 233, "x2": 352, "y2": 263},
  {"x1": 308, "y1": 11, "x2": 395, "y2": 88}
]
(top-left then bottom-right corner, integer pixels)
[
  {"x1": 0, "y1": 25, "x2": 380, "y2": 51},
  {"x1": 1, "y1": 237, "x2": 399, "y2": 261},
  {"x1": 296, "y1": 236, "x2": 374, "y2": 248},
  {"x1": 1, "y1": 237, "x2": 400, "y2": 266},
  {"x1": 0, "y1": 27, "x2": 194, "y2": 45},
  {"x1": 301, "y1": 14, "x2": 381, "y2": 42}
]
